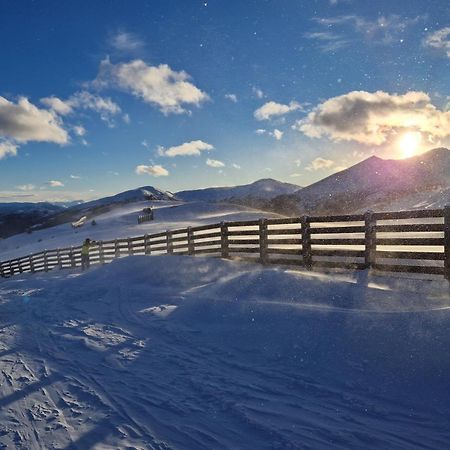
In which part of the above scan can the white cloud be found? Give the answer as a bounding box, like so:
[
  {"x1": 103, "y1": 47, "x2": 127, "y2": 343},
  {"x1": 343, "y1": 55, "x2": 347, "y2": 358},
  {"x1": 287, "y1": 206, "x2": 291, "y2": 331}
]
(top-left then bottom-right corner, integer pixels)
[
  {"x1": 294, "y1": 159, "x2": 302, "y2": 167},
  {"x1": 0, "y1": 96, "x2": 68, "y2": 144},
  {"x1": 16, "y1": 184, "x2": 35, "y2": 191},
  {"x1": 93, "y1": 58, "x2": 209, "y2": 115},
  {"x1": 303, "y1": 31, "x2": 350, "y2": 52},
  {"x1": 122, "y1": 113, "x2": 131, "y2": 124},
  {"x1": 254, "y1": 101, "x2": 301, "y2": 121},
  {"x1": 308, "y1": 14, "x2": 423, "y2": 51},
  {"x1": 206, "y1": 158, "x2": 225, "y2": 168},
  {"x1": 225, "y1": 93, "x2": 238, "y2": 103},
  {"x1": 306, "y1": 157, "x2": 335, "y2": 171},
  {"x1": 252, "y1": 87, "x2": 264, "y2": 99},
  {"x1": 289, "y1": 173, "x2": 302, "y2": 178},
  {"x1": 73, "y1": 125, "x2": 86, "y2": 136},
  {"x1": 255, "y1": 128, "x2": 284, "y2": 140},
  {"x1": 141, "y1": 140, "x2": 149, "y2": 148},
  {"x1": 69, "y1": 91, "x2": 121, "y2": 124},
  {"x1": 70, "y1": 174, "x2": 81, "y2": 179},
  {"x1": 160, "y1": 140, "x2": 214, "y2": 157},
  {"x1": 424, "y1": 27, "x2": 450, "y2": 58},
  {"x1": 40, "y1": 96, "x2": 73, "y2": 115},
  {"x1": 232, "y1": 163, "x2": 241, "y2": 169},
  {"x1": 271, "y1": 129, "x2": 283, "y2": 140},
  {"x1": 41, "y1": 91, "x2": 121, "y2": 127},
  {"x1": 110, "y1": 31, "x2": 144, "y2": 53},
  {"x1": 295, "y1": 90, "x2": 450, "y2": 145},
  {"x1": 135, "y1": 164, "x2": 169, "y2": 176},
  {"x1": 0, "y1": 140, "x2": 18, "y2": 159},
  {"x1": 48, "y1": 180, "x2": 64, "y2": 187}
]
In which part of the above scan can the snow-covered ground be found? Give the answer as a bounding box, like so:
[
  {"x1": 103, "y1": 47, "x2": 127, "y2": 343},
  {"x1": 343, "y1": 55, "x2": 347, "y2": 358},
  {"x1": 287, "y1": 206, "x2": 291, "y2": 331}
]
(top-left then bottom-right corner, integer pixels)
[
  {"x1": 1, "y1": 200, "x2": 449, "y2": 449},
  {"x1": 0, "y1": 256, "x2": 449, "y2": 449},
  {"x1": 0, "y1": 201, "x2": 282, "y2": 261}
]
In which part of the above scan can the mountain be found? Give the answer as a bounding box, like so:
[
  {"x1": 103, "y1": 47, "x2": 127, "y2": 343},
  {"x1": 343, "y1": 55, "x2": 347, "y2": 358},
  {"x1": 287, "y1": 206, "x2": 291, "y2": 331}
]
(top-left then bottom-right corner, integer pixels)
[
  {"x1": 69, "y1": 186, "x2": 176, "y2": 212},
  {"x1": 176, "y1": 178, "x2": 302, "y2": 204},
  {"x1": 0, "y1": 202, "x2": 64, "y2": 239},
  {"x1": 266, "y1": 147, "x2": 450, "y2": 215},
  {"x1": 0, "y1": 187, "x2": 177, "y2": 238}
]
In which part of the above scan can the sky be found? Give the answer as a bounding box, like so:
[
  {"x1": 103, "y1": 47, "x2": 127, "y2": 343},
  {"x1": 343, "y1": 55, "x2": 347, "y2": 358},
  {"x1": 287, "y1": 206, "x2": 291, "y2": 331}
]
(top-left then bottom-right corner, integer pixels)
[{"x1": 0, "y1": 0, "x2": 449, "y2": 202}]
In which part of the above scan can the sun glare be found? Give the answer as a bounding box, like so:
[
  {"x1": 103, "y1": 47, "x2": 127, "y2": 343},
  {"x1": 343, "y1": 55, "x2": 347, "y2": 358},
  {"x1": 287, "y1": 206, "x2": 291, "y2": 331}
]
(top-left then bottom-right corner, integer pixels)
[{"x1": 399, "y1": 131, "x2": 422, "y2": 158}]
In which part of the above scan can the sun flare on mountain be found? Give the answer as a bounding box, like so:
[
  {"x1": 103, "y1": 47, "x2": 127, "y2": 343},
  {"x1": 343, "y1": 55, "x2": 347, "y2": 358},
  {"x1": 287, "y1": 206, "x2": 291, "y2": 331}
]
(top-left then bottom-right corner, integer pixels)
[{"x1": 399, "y1": 131, "x2": 422, "y2": 158}]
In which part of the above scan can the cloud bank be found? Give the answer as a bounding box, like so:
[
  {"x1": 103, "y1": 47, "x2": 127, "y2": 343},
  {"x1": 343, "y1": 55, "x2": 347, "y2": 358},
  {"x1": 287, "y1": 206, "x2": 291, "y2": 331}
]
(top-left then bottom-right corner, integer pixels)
[{"x1": 295, "y1": 90, "x2": 450, "y2": 145}]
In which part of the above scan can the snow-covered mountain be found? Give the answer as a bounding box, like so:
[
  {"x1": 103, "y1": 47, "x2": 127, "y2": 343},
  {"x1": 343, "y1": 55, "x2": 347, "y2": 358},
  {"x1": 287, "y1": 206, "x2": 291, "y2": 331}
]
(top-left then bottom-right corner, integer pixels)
[
  {"x1": 21, "y1": 186, "x2": 177, "y2": 234},
  {"x1": 176, "y1": 178, "x2": 301, "y2": 203},
  {"x1": 268, "y1": 147, "x2": 450, "y2": 215},
  {"x1": 70, "y1": 186, "x2": 176, "y2": 212}
]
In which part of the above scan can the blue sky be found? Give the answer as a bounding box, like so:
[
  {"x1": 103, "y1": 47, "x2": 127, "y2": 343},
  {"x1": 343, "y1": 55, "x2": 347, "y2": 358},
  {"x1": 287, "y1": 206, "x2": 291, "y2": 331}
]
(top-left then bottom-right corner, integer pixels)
[{"x1": 0, "y1": 0, "x2": 449, "y2": 202}]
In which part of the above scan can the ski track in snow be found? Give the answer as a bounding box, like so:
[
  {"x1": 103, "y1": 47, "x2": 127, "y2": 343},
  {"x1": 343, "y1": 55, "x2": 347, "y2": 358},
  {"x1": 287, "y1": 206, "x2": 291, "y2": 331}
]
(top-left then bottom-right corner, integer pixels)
[{"x1": 0, "y1": 255, "x2": 450, "y2": 449}]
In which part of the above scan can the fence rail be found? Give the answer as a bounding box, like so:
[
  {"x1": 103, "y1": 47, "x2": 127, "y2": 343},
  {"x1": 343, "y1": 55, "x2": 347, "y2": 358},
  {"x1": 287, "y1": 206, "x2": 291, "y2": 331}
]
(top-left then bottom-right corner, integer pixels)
[{"x1": 1, "y1": 207, "x2": 449, "y2": 280}]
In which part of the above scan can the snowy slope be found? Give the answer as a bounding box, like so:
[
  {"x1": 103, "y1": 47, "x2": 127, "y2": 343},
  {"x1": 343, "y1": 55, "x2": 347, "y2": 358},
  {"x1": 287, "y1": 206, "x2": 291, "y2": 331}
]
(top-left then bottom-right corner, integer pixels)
[
  {"x1": 0, "y1": 201, "x2": 282, "y2": 261},
  {"x1": 176, "y1": 178, "x2": 301, "y2": 202},
  {"x1": 0, "y1": 256, "x2": 449, "y2": 449},
  {"x1": 269, "y1": 147, "x2": 450, "y2": 215}
]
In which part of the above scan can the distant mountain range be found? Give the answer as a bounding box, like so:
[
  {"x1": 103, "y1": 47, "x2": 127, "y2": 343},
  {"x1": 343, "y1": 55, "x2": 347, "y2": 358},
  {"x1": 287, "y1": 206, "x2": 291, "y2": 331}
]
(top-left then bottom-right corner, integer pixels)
[
  {"x1": 1, "y1": 148, "x2": 448, "y2": 239},
  {"x1": 176, "y1": 178, "x2": 302, "y2": 203},
  {"x1": 264, "y1": 147, "x2": 450, "y2": 215},
  {"x1": 0, "y1": 202, "x2": 63, "y2": 239}
]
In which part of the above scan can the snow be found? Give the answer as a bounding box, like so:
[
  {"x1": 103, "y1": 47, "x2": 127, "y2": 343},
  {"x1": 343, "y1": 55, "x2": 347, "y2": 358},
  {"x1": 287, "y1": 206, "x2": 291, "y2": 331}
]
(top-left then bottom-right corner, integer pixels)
[
  {"x1": 0, "y1": 256, "x2": 449, "y2": 449},
  {"x1": 1, "y1": 198, "x2": 449, "y2": 448},
  {"x1": 0, "y1": 201, "x2": 282, "y2": 261}
]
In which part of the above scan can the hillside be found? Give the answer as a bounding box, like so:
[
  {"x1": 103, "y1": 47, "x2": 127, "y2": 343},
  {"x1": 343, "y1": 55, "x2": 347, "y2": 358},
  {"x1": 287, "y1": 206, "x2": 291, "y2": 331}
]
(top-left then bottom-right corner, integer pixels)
[
  {"x1": 176, "y1": 178, "x2": 301, "y2": 203},
  {"x1": 0, "y1": 202, "x2": 63, "y2": 239},
  {"x1": 267, "y1": 147, "x2": 450, "y2": 215},
  {"x1": 0, "y1": 201, "x2": 282, "y2": 261}
]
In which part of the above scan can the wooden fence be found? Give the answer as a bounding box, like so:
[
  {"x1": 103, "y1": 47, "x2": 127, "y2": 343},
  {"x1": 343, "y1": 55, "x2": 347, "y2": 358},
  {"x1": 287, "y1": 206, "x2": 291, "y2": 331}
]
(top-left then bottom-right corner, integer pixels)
[{"x1": 1, "y1": 207, "x2": 449, "y2": 280}]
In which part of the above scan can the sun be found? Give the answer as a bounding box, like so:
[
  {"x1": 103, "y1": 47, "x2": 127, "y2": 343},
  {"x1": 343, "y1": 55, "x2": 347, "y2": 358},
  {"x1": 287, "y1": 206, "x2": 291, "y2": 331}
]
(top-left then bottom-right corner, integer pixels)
[{"x1": 399, "y1": 131, "x2": 422, "y2": 158}]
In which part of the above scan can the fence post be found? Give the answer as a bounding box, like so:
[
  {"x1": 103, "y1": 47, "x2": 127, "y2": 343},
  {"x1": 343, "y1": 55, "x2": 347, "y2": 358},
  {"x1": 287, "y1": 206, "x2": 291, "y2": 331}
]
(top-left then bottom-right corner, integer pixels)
[
  {"x1": 99, "y1": 241, "x2": 104, "y2": 264},
  {"x1": 43, "y1": 250, "x2": 48, "y2": 272},
  {"x1": 444, "y1": 205, "x2": 450, "y2": 281},
  {"x1": 18, "y1": 258, "x2": 23, "y2": 274},
  {"x1": 364, "y1": 210, "x2": 376, "y2": 270},
  {"x1": 127, "y1": 237, "x2": 132, "y2": 256},
  {"x1": 221, "y1": 222, "x2": 229, "y2": 259},
  {"x1": 29, "y1": 255, "x2": 35, "y2": 273},
  {"x1": 115, "y1": 239, "x2": 120, "y2": 258},
  {"x1": 301, "y1": 216, "x2": 312, "y2": 270},
  {"x1": 144, "y1": 234, "x2": 151, "y2": 255},
  {"x1": 166, "y1": 230, "x2": 173, "y2": 254},
  {"x1": 259, "y1": 218, "x2": 268, "y2": 264},
  {"x1": 70, "y1": 247, "x2": 76, "y2": 268},
  {"x1": 57, "y1": 248, "x2": 62, "y2": 270},
  {"x1": 187, "y1": 227, "x2": 195, "y2": 255},
  {"x1": 0, "y1": 262, "x2": 4, "y2": 278}
]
